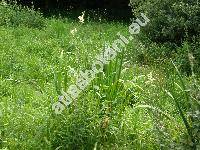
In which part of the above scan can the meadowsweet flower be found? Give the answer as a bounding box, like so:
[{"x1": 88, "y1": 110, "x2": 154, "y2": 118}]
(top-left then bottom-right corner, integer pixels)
[
  {"x1": 70, "y1": 28, "x2": 77, "y2": 36},
  {"x1": 145, "y1": 72, "x2": 156, "y2": 84},
  {"x1": 188, "y1": 52, "x2": 195, "y2": 65},
  {"x1": 78, "y1": 11, "x2": 85, "y2": 23},
  {"x1": 101, "y1": 116, "x2": 110, "y2": 129},
  {"x1": 2, "y1": 1, "x2": 7, "y2": 6},
  {"x1": 188, "y1": 52, "x2": 195, "y2": 75},
  {"x1": 67, "y1": 66, "x2": 78, "y2": 77},
  {"x1": 121, "y1": 68, "x2": 129, "y2": 74},
  {"x1": 93, "y1": 85, "x2": 100, "y2": 90}
]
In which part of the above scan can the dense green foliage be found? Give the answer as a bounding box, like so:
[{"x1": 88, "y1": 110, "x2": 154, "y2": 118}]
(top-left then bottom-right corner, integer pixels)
[
  {"x1": 0, "y1": 1, "x2": 45, "y2": 28},
  {"x1": 0, "y1": 1, "x2": 200, "y2": 150},
  {"x1": 130, "y1": 0, "x2": 200, "y2": 44},
  {"x1": 130, "y1": 0, "x2": 200, "y2": 75}
]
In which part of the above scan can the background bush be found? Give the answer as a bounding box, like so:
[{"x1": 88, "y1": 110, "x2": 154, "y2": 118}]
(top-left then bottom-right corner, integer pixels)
[
  {"x1": 130, "y1": 0, "x2": 200, "y2": 45},
  {"x1": 0, "y1": 1, "x2": 45, "y2": 29},
  {"x1": 130, "y1": 0, "x2": 200, "y2": 75}
]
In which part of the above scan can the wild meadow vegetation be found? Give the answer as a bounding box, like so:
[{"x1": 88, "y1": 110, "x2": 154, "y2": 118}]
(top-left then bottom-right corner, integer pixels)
[{"x1": 0, "y1": 1, "x2": 200, "y2": 149}]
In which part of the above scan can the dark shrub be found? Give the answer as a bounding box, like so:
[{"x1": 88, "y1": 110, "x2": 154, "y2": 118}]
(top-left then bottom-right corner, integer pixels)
[
  {"x1": 0, "y1": 1, "x2": 45, "y2": 29},
  {"x1": 130, "y1": 0, "x2": 200, "y2": 75},
  {"x1": 130, "y1": 0, "x2": 200, "y2": 45}
]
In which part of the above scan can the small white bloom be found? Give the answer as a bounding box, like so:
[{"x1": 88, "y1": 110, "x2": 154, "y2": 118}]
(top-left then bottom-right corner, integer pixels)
[
  {"x1": 78, "y1": 11, "x2": 85, "y2": 23},
  {"x1": 121, "y1": 68, "x2": 129, "y2": 74},
  {"x1": 93, "y1": 85, "x2": 100, "y2": 90},
  {"x1": 145, "y1": 72, "x2": 155, "y2": 84},
  {"x1": 2, "y1": 1, "x2": 7, "y2": 6},
  {"x1": 68, "y1": 66, "x2": 78, "y2": 77},
  {"x1": 70, "y1": 28, "x2": 77, "y2": 36}
]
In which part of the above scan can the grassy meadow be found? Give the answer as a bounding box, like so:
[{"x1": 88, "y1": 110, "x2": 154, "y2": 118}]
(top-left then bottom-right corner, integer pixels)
[{"x1": 0, "y1": 1, "x2": 200, "y2": 150}]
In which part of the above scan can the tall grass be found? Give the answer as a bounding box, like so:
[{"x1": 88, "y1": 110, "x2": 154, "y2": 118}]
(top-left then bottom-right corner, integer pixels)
[{"x1": 0, "y1": 1, "x2": 200, "y2": 149}]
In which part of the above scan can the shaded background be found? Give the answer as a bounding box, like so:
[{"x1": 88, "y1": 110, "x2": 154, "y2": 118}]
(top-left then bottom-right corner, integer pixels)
[{"x1": 13, "y1": 0, "x2": 133, "y2": 20}]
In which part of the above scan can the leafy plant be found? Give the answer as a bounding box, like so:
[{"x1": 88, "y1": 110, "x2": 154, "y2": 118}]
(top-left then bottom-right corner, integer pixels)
[
  {"x1": 130, "y1": 0, "x2": 200, "y2": 45},
  {"x1": 0, "y1": 0, "x2": 45, "y2": 28}
]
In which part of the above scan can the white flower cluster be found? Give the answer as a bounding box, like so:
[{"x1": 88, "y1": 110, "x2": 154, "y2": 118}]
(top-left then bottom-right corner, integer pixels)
[
  {"x1": 78, "y1": 11, "x2": 85, "y2": 23},
  {"x1": 52, "y1": 13, "x2": 150, "y2": 114}
]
